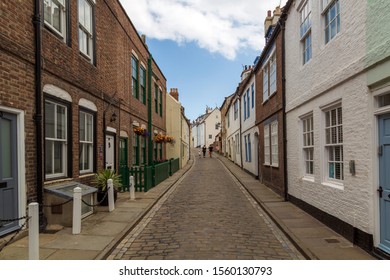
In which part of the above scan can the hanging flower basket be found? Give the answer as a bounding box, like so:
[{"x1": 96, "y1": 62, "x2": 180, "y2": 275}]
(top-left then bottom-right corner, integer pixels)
[
  {"x1": 154, "y1": 134, "x2": 165, "y2": 143},
  {"x1": 134, "y1": 126, "x2": 148, "y2": 137},
  {"x1": 165, "y1": 136, "x2": 175, "y2": 143}
]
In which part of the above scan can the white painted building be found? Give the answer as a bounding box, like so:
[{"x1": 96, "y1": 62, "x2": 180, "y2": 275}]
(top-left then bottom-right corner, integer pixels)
[
  {"x1": 226, "y1": 93, "x2": 242, "y2": 167},
  {"x1": 285, "y1": 0, "x2": 390, "y2": 255},
  {"x1": 240, "y1": 72, "x2": 259, "y2": 177},
  {"x1": 204, "y1": 108, "x2": 221, "y2": 148},
  {"x1": 192, "y1": 107, "x2": 221, "y2": 149}
]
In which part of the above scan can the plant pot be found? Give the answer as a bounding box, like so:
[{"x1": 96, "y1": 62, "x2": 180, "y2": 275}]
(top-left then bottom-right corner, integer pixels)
[{"x1": 96, "y1": 188, "x2": 118, "y2": 206}]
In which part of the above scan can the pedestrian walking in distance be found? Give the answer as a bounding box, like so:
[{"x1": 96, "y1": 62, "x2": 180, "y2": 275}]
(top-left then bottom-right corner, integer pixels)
[
  {"x1": 208, "y1": 145, "x2": 213, "y2": 158},
  {"x1": 198, "y1": 149, "x2": 201, "y2": 158},
  {"x1": 202, "y1": 145, "x2": 207, "y2": 158}
]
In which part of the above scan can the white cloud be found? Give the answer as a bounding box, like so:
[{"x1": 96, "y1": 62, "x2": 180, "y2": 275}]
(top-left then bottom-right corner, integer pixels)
[{"x1": 119, "y1": 0, "x2": 287, "y2": 60}]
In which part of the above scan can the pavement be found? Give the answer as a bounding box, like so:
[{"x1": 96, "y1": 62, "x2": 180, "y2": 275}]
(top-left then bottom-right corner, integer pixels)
[{"x1": 0, "y1": 152, "x2": 376, "y2": 260}]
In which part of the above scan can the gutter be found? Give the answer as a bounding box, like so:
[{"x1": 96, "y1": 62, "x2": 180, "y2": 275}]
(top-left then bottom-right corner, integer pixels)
[{"x1": 33, "y1": 0, "x2": 45, "y2": 229}]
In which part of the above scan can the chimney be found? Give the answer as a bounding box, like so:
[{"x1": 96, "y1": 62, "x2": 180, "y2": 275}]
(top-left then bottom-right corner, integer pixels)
[
  {"x1": 264, "y1": 10, "x2": 273, "y2": 36},
  {"x1": 141, "y1": 34, "x2": 148, "y2": 49},
  {"x1": 169, "y1": 88, "x2": 179, "y2": 101}
]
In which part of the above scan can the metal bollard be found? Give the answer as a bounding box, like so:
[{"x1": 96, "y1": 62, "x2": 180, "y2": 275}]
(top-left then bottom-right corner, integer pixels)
[
  {"x1": 129, "y1": 175, "x2": 135, "y2": 200},
  {"x1": 28, "y1": 202, "x2": 39, "y2": 260},
  {"x1": 72, "y1": 187, "x2": 82, "y2": 234},
  {"x1": 107, "y1": 179, "x2": 115, "y2": 212}
]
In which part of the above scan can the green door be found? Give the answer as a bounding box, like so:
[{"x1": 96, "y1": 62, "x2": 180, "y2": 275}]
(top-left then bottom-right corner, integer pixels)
[{"x1": 119, "y1": 138, "x2": 129, "y2": 191}]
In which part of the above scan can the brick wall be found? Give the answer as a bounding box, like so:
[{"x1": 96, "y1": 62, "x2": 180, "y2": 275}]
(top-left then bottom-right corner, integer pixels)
[
  {"x1": 255, "y1": 28, "x2": 285, "y2": 196},
  {"x1": 0, "y1": 0, "x2": 167, "y2": 203}
]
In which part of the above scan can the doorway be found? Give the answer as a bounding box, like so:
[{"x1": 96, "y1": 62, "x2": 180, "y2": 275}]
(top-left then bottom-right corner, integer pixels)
[
  {"x1": 105, "y1": 134, "x2": 115, "y2": 171},
  {"x1": 0, "y1": 112, "x2": 18, "y2": 236},
  {"x1": 378, "y1": 113, "x2": 390, "y2": 254}
]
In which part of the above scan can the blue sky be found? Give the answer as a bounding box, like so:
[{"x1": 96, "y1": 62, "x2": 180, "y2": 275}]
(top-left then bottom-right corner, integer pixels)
[{"x1": 119, "y1": 0, "x2": 287, "y2": 121}]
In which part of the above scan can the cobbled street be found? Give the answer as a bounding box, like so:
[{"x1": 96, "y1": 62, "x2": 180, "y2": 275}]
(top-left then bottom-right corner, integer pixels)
[{"x1": 108, "y1": 155, "x2": 304, "y2": 260}]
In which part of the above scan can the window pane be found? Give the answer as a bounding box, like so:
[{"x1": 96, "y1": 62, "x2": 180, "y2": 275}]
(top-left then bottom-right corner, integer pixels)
[
  {"x1": 57, "y1": 105, "x2": 66, "y2": 139},
  {"x1": 44, "y1": 0, "x2": 52, "y2": 25},
  {"x1": 45, "y1": 101, "x2": 55, "y2": 138},
  {"x1": 79, "y1": 28, "x2": 87, "y2": 54},
  {"x1": 52, "y1": 1, "x2": 61, "y2": 31},
  {"x1": 78, "y1": 0, "x2": 85, "y2": 26},
  {"x1": 87, "y1": 113, "x2": 93, "y2": 141},
  {"x1": 45, "y1": 140, "x2": 53, "y2": 174},
  {"x1": 84, "y1": 1, "x2": 92, "y2": 33},
  {"x1": 54, "y1": 141, "x2": 63, "y2": 173},
  {"x1": 80, "y1": 112, "x2": 85, "y2": 141}
]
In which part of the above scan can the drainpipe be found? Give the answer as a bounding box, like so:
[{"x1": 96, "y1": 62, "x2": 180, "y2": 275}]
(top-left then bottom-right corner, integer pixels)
[
  {"x1": 33, "y1": 0, "x2": 45, "y2": 229},
  {"x1": 147, "y1": 56, "x2": 153, "y2": 166},
  {"x1": 281, "y1": 17, "x2": 288, "y2": 201}
]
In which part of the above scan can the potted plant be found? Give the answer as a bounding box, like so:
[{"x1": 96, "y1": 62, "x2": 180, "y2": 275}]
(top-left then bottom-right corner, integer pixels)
[{"x1": 92, "y1": 169, "x2": 122, "y2": 206}]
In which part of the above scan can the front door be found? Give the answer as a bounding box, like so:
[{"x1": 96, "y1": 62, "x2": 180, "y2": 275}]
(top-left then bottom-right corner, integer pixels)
[
  {"x1": 379, "y1": 113, "x2": 390, "y2": 254},
  {"x1": 0, "y1": 112, "x2": 19, "y2": 236},
  {"x1": 119, "y1": 138, "x2": 129, "y2": 190},
  {"x1": 105, "y1": 134, "x2": 115, "y2": 170}
]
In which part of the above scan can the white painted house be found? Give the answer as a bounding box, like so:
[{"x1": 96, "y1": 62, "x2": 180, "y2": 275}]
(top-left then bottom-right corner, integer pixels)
[
  {"x1": 240, "y1": 70, "x2": 259, "y2": 177},
  {"x1": 285, "y1": 0, "x2": 390, "y2": 255},
  {"x1": 192, "y1": 107, "x2": 221, "y2": 149},
  {"x1": 204, "y1": 108, "x2": 221, "y2": 148},
  {"x1": 226, "y1": 91, "x2": 242, "y2": 167}
]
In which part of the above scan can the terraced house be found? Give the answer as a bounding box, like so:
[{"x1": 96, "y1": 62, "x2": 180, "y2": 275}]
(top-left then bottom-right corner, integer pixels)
[
  {"x1": 284, "y1": 0, "x2": 390, "y2": 257},
  {"x1": 0, "y1": 0, "x2": 167, "y2": 236}
]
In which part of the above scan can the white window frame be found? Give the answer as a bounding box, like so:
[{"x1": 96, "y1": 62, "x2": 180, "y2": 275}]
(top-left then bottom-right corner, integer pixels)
[
  {"x1": 78, "y1": 0, "x2": 94, "y2": 61},
  {"x1": 79, "y1": 110, "x2": 94, "y2": 174},
  {"x1": 264, "y1": 120, "x2": 278, "y2": 167},
  {"x1": 262, "y1": 48, "x2": 277, "y2": 103},
  {"x1": 44, "y1": 0, "x2": 67, "y2": 40},
  {"x1": 323, "y1": 0, "x2": 340, "y2": 44},
  {"x1": 264, "y1": 124, "x2": 270, "y2": 165},
  {"x1": 324, "y1": 105, "x2": 343, "y2": 182},
  {"x1": 302, "y1": 114, "x2": 314, "y2": 177},
  {"x1": 271, "y1": 121, "x2": 278, "y2": 167},
  {"x1": 300, "y1": 0, "x2": 312, "y2": 64},
  {"x1": 45, "y1": 100, "x2": 68, "y2": 179}
]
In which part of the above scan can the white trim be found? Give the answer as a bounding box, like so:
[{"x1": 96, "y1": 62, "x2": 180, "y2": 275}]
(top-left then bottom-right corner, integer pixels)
[
  {"x1": 120, "y1": 131, "x2": 128, "y2": 138},
  {"x1": 106, "y1": 126, "x2": 116, "y2": 133},
  {"x1": 131, "y1": 50, "x2": 139, "y2": 59},
  {"x1": 140, "y1": 61, "x2": 146, "y2": 69},
  {"x1": 0, "y1": 106, "x2": 26, "y2": 229},
  {"x1": 321, "y1": 181, "x2": 343, "y2": 190},
  {"x1": 78, "y1": 98, "x2": 97, "y2": 111},
  {"x1": 132, "y1": 121, "x2": 140, "y2": 127},
  {"x1": 319, "y1": 98, "x2": 342, "y2": 111},
  {"x1": 43, "y1": 84, "x2": 72, "y2": 102}
]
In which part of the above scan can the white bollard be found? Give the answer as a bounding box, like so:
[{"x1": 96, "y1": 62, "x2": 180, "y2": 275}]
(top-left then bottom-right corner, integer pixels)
[
  {"x1": 129, "y1": 175, "x2": 135, "y2": 200},
  {"x1": 72, "y1": 187, "x2": 82, "y2": 234},
  {"x1": 107, "y1": 179, "x2": 115, "y2": 212},
  {"x1": 28, "y1": 202, "x2": 39, "y2": 260}
]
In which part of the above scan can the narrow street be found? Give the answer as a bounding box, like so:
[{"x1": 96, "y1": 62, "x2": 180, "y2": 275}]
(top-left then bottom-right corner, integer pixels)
[{"x1": 107, "y1": 154, "x2": 304, "y2": 260}]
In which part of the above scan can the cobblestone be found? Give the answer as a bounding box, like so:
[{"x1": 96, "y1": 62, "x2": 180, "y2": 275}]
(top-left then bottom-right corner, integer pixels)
[{"x1": 107, "y1": 156, "x2": 305, "y2": 260}]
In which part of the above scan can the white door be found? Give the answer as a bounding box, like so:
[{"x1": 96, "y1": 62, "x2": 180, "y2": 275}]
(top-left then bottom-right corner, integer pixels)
[{"x1": 105, "y1": 135, "x2": 115, "y2": 170}]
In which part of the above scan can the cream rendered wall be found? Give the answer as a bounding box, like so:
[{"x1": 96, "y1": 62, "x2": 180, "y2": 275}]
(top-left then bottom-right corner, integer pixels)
[
  {"x1": 181, "y1": 114, "x2": 190, "y2": 168},
  {"x1": 285, "y1": 0, "x2": 373, "y2": 234},
  {"x1": 166, "y1": 94, "x2": 182, "y2": 162}
]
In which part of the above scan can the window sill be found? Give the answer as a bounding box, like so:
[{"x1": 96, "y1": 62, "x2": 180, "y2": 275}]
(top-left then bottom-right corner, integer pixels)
[
  {"x1": 79, "y1": 173, "x2": 95, "y2": 178},
  {"x1": 302, "y1": 176, "x2": 315, "y2": 183},
  {"x1": 321, "y1": 181, "x2": 344, "y2": 190},
  {"x1": 44, "y1": 177, "x2": 72, "y2": 185}
]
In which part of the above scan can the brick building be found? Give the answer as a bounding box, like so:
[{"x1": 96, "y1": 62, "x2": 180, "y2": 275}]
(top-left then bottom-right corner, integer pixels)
[
  {"x1": 0, "y1": 0, "x2": 167, "y2": 236},
  {"x1": 254, "y1": 7, "x2": 286, "y2": 198}
]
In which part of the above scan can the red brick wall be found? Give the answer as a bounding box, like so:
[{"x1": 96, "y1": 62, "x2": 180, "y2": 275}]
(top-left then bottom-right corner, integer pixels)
[
  {"x1": 0, "y1": 0, "x2": 167, "y2": 202},
  {"x1": 255, "y1": 30, "x2": 286, "y2": 197}
]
